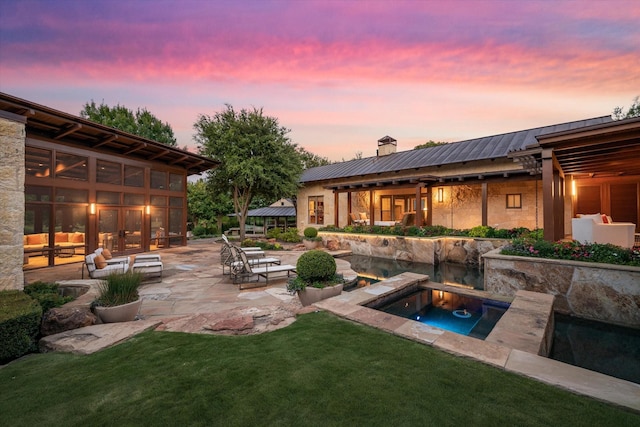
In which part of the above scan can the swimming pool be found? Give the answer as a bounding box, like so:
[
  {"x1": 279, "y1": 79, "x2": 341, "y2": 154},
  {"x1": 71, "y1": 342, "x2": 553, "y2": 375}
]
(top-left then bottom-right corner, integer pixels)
[{"x1": 366, "y1": 287, "x2": 509, "y2": 340}]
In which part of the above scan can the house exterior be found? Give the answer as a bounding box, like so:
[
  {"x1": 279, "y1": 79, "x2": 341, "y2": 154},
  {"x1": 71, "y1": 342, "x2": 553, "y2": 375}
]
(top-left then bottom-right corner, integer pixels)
[
  {"x1": 298, "y1": 117, "x2": 640, "y2": 242},
  {"x1": 0, "y1": 92, "x2": 218, "y2": 289}
]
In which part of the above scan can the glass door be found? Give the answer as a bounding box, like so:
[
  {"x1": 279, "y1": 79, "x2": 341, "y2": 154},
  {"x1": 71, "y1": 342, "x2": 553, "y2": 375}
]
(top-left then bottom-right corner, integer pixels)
[{"x1": 98, "y1": 207, "x2": 144, "y2": 255}]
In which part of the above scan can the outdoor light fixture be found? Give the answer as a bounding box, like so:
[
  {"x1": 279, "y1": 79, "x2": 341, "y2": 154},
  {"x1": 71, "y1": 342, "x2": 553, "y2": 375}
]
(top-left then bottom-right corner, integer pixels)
[
  {"x1": 437, "y1": 188, "x2": 444, "y2": 203},
  {"x1": 89, "y1": 203, "x2": 96, "y2": 215},
  {"x1": 145, "y1": 205, "x2": 151, "y2": 215},
  {"x1": 571, "y1": 179, "x2": 577, "y2": 197}
]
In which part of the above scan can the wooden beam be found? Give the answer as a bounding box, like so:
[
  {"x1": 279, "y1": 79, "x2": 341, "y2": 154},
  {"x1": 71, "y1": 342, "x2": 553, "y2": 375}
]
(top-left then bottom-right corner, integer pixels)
[
  {"x1": 94, "y1": 134, "x2": 117, "y2": 148},
  {"x1": 482, "y1": 182, "x2": 488, "y2": 226},
  {"x1": 54, "y1": 123, "x2": 82, "y2": 140},
  {"x1": 542, "y1": 149, "x2": 555, "y2": 242},
  {"x1": 124, "y1": 142, "x2": 147, "y2": 155}
]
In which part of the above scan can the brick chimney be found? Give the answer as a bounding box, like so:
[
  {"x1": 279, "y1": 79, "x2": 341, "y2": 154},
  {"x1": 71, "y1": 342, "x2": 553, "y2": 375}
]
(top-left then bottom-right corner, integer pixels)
[{"x1": 377, "y1": 135, "x2": 397, "y2": 156}]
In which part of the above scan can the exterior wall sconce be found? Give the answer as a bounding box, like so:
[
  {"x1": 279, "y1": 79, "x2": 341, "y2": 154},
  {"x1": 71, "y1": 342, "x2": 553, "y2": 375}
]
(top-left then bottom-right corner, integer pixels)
[
  {"x1": 145, "y1": 205, "x2": 151, "y2": 215},
  {"x1": 437, "y1": 188, "x2": 444, "y2": 203},
  {"x1": 571, "y1": 179, "x2": 576, "y2": 197},
  {"x1": 89, "y1": 203, "x2": 96, "y2": 215}
]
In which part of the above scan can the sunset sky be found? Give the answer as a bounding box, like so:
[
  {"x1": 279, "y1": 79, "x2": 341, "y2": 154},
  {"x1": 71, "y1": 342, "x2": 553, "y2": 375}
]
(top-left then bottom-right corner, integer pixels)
[{"x1": 1, "y1": 0, "x2": 639, "y2": 162}]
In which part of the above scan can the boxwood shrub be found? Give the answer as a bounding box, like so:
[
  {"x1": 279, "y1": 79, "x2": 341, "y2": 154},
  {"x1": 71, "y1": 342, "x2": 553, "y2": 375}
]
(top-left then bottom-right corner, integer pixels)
[
  {"x1": 0, "y1": 290, "x2": 42, "y2": 363},
  {"x1": 296, "y1": 250, "x2": 336, "y2": 282}
]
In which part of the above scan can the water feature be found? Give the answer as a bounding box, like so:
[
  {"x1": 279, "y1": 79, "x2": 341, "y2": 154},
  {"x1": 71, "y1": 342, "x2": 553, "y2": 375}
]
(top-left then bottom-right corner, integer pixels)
[
  {"x1": 343, "y1": 255, "x2": 484, "y2": 289},
  {"x1": 551, "y1": 314, "x2": 640, "y2": 384},
  {"x1": 366, "y1": 287, "x2": 509, "y2": 340}
]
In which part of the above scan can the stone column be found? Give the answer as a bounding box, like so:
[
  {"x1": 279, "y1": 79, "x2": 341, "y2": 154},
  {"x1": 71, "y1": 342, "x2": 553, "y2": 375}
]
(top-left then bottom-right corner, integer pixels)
[{"x1": 0, "y1": 113, "x2": 26, "y2": 291}]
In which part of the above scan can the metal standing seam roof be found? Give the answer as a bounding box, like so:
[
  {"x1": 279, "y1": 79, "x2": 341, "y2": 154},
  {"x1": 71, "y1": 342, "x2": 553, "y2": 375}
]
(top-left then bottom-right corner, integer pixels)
[
  {"x1": 229, "y1": 206, "x2": 296, "y2": 217},
  {"x1": 300, "y1": 116, "x2": 612, "y2": 183}
]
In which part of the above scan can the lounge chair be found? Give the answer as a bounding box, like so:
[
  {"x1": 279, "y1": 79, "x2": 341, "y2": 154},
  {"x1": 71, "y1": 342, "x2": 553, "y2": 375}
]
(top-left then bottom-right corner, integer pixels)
[
  {"x1": 234, "y1": 250, "x2": 296, "y2": 289},
  {"x1": 227, "y1": 246, "x2": 282, "y2": 279},
  {"x1": 83, "y1": 252, "x2": 128, "y2": 279},
  {"x1": 220, "y1": 240, "x2": 265, "y2": 274}
]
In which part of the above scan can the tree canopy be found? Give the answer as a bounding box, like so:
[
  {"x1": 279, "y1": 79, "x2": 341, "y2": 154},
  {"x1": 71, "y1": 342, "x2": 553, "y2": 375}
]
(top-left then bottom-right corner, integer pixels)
[
  {"x1": 612, "y1": 96, "x2": 640, "y2": 120},
  {"x1": 414, "y1": 140, "x2": 448, "y2": 149},
  {"x1": 80, "y1": 100, "x2": 177, "y2": 146},
  {"x1": 187, "y1": 180, "x2": 233, "y2": 234},
  {"x1": 194, "y1": 105, "x2": 303, "y2": 239},
  {"x1": 297, "y1": 147, "x2": 331, "y2": 169}
]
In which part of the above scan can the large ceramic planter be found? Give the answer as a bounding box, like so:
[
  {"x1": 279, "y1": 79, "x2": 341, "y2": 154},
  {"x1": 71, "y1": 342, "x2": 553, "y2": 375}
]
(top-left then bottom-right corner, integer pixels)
[
  {"x1": 297, "y1": 283, "x2": 343, "y2": 307},
  {"x1": 94, "y1": 299, "x2": 142, "y2": 323},
  {"x1": 303, "y1": 239, "x2": 321, "y2": 250}
]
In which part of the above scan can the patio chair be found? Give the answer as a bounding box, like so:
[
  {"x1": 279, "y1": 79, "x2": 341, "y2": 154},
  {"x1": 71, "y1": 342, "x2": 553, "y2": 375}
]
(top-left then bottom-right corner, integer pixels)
[
  {"x1": 234, "y1": 250, "x2": 296, "y2": 289},
  {"x1": 94, "y1": 248, "x2": 131, "y2": 268},
  {"x1": 227, "y1": 246, "x2": 282, "y2": 279},
  {"x1": 350, "y1": 212, "x2": 366, "y2": 226},
  {"x1": 220, "y1": 240, "x2": 265, "y2": 274},
  {"x1": 83, "y1": 252, "x2": 128, "y2": 279}
]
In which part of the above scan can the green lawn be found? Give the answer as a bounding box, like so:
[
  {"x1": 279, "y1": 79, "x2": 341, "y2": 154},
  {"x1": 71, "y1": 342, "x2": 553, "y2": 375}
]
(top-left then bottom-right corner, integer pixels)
[{"x1": 0, "y1": 312, "x2": 637, "y2": 426}]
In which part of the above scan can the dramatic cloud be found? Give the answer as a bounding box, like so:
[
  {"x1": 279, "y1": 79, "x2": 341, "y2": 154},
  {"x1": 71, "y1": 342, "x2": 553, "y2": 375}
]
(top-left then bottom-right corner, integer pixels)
[{"x1": 1, "y1": 0, "x2": 638, "y2": 160}]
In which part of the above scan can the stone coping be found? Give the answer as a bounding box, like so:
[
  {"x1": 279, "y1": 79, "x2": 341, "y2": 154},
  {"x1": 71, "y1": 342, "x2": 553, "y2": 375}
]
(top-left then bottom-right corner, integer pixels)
[{"x1": 313, "y1": 273, "x2": 640, "y2": 412}]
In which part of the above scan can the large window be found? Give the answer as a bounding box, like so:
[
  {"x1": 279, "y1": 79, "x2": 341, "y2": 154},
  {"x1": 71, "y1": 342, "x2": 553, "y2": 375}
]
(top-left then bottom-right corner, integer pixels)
[
  {"x1": 55, "y1": 152, "x2": 88, "y2": 181},
  {"x1": 25, "y1": 147, "x2": 51, "y2": 178},
  {"x1": 169, "y1": 173, "x2": 184, "y2": 191},
  {"x1": 97, "y1": 160, "x2": 122, "y2": 185},
  {"x1": 151, "y1": 170, "x2": 166, "y2": 189},
  {"x1": 308, "y1": 196, "x2": 324, "y2": 225},
  {"x1": 124, "y1": 165, "x2": 144, "y2": 187},
  {"x1": 506, "y1": 194, "x2": 522, "y2": 209}
]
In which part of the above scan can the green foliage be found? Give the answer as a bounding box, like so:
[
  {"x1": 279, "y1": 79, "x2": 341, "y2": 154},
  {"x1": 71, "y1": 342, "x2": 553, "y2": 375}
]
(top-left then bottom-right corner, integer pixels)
[
  {"x1": 187, "y1": 180, "x2": 233, "y2": 235},
  {"x1": 468, "y1": 225, "x2": 492, "y2": 237},
  {"x1": 297, "y1": 146, "x2": 331, "y2": 169},
  {"x1": 414, "y1": 140, "x2": 448, "y2": 149},
  {"x1": 501, "y1": 239, "x2": 640, "y2": 266},
  {"x1": 23, "y1": 281, "x2": 74, "y2": 313},
  {"x1": 80, "y1": 100, "x2": 176, "y2": 146},
  {"x1": 266, "y1": 227, "x2": 282, "y2": 239},
  {"x1": 242, "y1": 239, "x2": 283, "y2": 250},
  {"x1": 94, "y1": 272, "x2": 142, "y2": 308},
  {"x1": 279, "y1": 228, "x2": 302, "y2": 243},
  {"x1": 303, "y1": 227, "x2": 318, "y2": 238},
  {"x1": 0, "y1": 291, "x2": 42, "y2": 363},
  {"x1": 286, "y1": 273, "x2": 344, "y2": 292},
  {"x1": 194, "y1": 105, "x2": 303, "y2": 240},
  {"x1": 612, "y1": 95, "x2": 640, "y2": 120},
  {"x1": 296, "y1": 250, "x2": 337, "y2": 283}
]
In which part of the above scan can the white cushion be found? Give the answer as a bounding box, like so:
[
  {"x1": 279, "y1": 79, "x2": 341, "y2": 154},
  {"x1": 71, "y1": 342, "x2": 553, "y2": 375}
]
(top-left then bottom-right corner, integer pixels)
[{"x1": 579, "y1": 213, "x2": 603, "y2": 223}]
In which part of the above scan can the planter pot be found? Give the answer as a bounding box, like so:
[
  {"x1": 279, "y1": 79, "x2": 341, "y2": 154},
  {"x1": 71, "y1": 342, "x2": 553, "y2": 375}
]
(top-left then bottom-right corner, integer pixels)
[
  {"x1": 303, "y1": 239, "x2": 321, "y2": 250},
  {"x1": 94, "y1": 299, "x2": 142, "y2": 323},
  {"x1": 297, "y1": 283, "x2": 343, "y2": 307}
]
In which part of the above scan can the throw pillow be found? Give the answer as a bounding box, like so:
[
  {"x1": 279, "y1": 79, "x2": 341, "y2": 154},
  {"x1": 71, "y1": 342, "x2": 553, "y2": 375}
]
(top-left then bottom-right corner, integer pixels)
[
  {"x1": 102, "y1": 248, "x2": 113, "y2": 260},
  {"x1": 607, "y1": 215, "x2": 613, "y2": 224},
  {"x1": 94, "y1": 254, "x2": 107, "y2": 269},
  {"x1": 581, "y1": 213, "x2": 602, "y2": 223},
  {"x1": 601, "y1": 214, "x2": 609, "y2": 224},
  {"x1": 71, "y1": 232, "x2": 84, "y2": 243},
  {"x1": 359, "y1": 212, "x2": 368, "y2": 220},
  {"x1": 55, "y1": 232, "x2": 68, "y2": 243}
]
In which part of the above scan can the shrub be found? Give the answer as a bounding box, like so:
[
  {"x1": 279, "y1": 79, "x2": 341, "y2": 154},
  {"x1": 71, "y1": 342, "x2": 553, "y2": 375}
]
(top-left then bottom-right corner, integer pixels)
[
  {"x1": 296, "y1": 250, "x2": 336, "y2": 282},
  {"x1": 266, "y1": 228, "x2": 282, "y2": 239},
  {"x1": 501, "y1": 239, "x2": 640, "y2": 266},
  {"x1": 280, "y1": 228, "x2": 302, "y2": 243},
  {"x1": 468, "y1": 225, "x2": 493, "y2": 238},
  {"x1": 23, "y1": 281, "x2": 73, "y2": 313},
  {"x1": 94, "y1": 271, "x2": 142, "y2": 308},
  {"x1": 0, "y1": 290, "x2": 42, "y2": 363},
  {"x1": 303, "y1": 227, "x2": 318, "y2": 239}
]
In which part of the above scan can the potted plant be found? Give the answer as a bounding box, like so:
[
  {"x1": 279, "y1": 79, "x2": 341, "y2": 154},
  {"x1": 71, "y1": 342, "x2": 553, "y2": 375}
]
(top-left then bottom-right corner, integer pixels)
[
  {"x1": 286, "y1": 250, "x2": 344, "y2": 306},
  {"x1": 303, "y1": 227, "x2": 322, "y2": 250},
  {"x1": 92, "y1": 271, "x2": 143, "y2": 323}
]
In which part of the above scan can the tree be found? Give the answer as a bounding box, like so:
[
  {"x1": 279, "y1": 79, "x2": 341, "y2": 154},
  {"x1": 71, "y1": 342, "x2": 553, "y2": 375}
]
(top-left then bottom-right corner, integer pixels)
[
  {"x1": 414, "y1": 140, "x2": 448, "y2": 149},
  {"x1": 187, "y1": 180, "x2": 233, "y2": 234},
  {"x1": 297, "y1": 147, "x2": 331, "y2": 169},
  {"x1": 194, "y1": 105, "x2": 303, "y2": 240},
  {"x1": 612, "y1": 96, "x2": 640, "y2": 120},
  {"x1": 80, "y1": 100, "x2": 177, "y2": 146}
]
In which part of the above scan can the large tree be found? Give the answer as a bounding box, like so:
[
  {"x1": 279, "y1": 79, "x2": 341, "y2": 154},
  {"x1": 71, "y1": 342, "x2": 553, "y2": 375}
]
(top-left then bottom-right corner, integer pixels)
[
  {"x1": 297, "y1": 147, "x2": 331, "y2": 169},
  {"x1": 80, "y1": 100, "x2": 177, "y2": 146},
  {"x1": 187, "y1": 180, "x2": 233, "y2": 234},
  {"x1": 414, "y1": 140, "x2": 448, "y2": 149},
  {"x1": 194, "y1": 105, "x2": 303, "y2": 239},
  {"x1": 612, "y1": 96, "x2": 640, "y2": 120}
]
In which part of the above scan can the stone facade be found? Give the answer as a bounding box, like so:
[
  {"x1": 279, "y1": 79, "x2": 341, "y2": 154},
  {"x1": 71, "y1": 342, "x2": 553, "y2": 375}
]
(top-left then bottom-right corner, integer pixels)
[
  {"x1": 320, "y1": 232, "x2": 505, "y2": 267},
  {"x1": 0, "y1": 115, "x2": 25, "y2": 291},
  {"x1": 483, "y1": 250, "x2": 640, "y2": 329}
]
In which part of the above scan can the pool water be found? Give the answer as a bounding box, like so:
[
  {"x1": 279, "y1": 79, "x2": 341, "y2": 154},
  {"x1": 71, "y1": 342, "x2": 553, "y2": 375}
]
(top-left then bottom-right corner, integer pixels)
[
  {"x1": 551, "y1": 314, "x2": 640, "y2": 384},
  {"x1": 371, "y1": 289, "x2": 509, "y2": 340},
  {"x1": 343, "y1": 255, "x2": 484, "y2": 290}
]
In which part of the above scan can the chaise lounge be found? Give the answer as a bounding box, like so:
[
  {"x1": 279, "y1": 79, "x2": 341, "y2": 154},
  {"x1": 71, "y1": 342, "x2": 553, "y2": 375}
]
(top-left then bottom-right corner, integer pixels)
[{"x1": 234, "y1": 250, "x2": 296, "y2": 289}]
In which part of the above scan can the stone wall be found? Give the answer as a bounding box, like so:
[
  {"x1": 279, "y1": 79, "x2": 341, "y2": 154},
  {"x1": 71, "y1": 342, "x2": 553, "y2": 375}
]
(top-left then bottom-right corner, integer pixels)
[
  {"x1": 0, "y1": 115, "x2": 26, "y2": 291},
  {"x1": 320, "y1": 232, "x2": 506, "y2": 267},
  {"x1": 483, "y1": 250, "x2": 640, "y2": 329}
]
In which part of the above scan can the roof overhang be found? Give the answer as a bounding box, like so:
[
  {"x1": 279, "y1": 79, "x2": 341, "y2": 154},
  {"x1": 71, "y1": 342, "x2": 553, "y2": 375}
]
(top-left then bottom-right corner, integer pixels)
[
  {"x1": 0, "y1": 92, "x2": 219, "y2": 175},
  {"x1": 533, "y1": 117, "x2": 640, "y2": 177}
]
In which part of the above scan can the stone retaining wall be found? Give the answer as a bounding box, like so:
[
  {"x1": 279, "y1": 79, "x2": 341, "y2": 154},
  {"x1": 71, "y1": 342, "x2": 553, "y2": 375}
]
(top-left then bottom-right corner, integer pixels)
[
  {"x1": 483, "y1": 249, "x2": 640, "y2": 329},
  {"x1": 320, "y1": 232, "x2": 505, "y2": 267}
]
